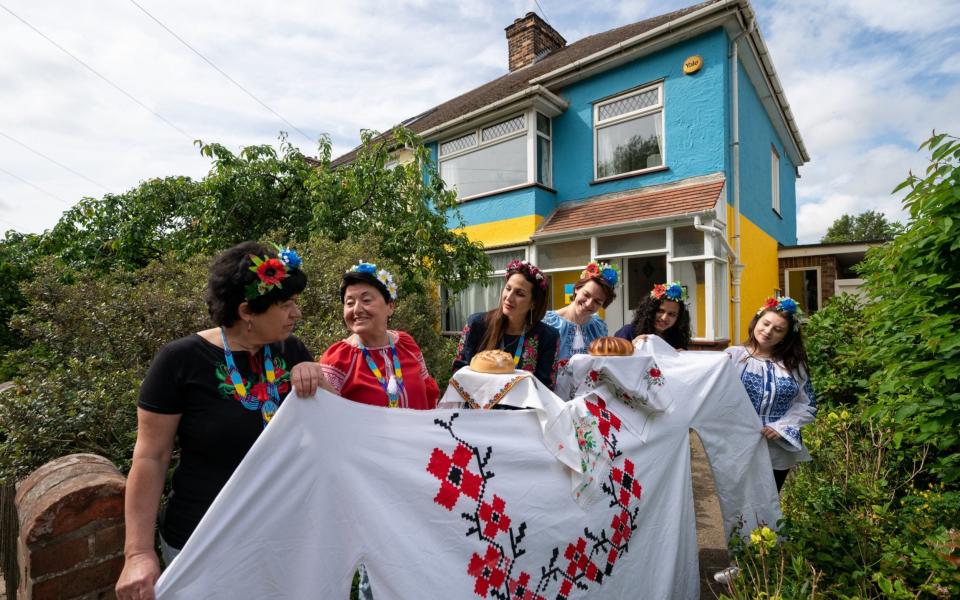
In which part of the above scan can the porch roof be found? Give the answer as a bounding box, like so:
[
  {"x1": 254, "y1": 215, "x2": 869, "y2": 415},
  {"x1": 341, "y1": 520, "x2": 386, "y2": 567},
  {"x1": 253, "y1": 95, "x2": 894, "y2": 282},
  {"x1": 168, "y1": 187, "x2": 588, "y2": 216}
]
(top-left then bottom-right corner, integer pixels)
[{"x1": 535, "y1": 177, "x2": 725, "y2": 236}]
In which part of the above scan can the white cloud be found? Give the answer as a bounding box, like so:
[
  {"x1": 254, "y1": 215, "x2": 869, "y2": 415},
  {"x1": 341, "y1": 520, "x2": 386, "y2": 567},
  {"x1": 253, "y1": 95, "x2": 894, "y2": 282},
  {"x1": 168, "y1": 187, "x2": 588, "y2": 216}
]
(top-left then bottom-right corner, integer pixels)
[{"x1": 0, "y1": 0, "x2": 956, "y2": 244}]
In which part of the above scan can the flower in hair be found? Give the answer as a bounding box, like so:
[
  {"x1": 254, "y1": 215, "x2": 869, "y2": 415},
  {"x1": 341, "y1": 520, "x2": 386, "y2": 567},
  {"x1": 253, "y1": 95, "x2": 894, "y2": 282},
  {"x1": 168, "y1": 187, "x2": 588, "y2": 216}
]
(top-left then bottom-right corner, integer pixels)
[
  {"x1": 348, "y1": 261, "x2": 398, "y2": 300},
  {"x1": 506, "y1": 259, "x2": 548, "y2": 291},
  {"x1": 279, "y1": 247, "x2": 302, "y2": 269},
  {"x1": 581, "y1": 261, "x2": 620, "y2": 287},
  {"x1": 758, "y1": 296, "x2": 804, "y2": 330},
  {"x1": 651, "y1": 281, "x2": 686, "y2": 303}
]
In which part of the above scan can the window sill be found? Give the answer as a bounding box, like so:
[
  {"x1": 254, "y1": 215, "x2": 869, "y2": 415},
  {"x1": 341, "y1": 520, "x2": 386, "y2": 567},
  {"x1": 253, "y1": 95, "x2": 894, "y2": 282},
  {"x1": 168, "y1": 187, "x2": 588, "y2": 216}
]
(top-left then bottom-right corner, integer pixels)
[
  {"x1": 457, "y1": 182, "x2": 557, "y2": 203},
  {"x1": 590, "y1": 165, "x2": 669, "y2": 186}
]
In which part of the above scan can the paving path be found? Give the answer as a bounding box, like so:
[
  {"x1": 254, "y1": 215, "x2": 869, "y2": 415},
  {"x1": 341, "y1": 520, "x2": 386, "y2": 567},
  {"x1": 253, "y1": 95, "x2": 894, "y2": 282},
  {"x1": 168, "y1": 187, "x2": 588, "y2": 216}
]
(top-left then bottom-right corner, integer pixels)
[{"x1": 691, "y1": 433, "x2": 731, "y2": 600}]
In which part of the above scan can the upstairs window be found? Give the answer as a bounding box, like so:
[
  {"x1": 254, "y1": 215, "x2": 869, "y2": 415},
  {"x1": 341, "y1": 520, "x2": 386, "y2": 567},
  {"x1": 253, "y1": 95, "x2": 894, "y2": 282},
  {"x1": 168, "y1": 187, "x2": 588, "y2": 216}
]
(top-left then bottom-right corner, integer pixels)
[
  {"x1": 536, "y1": 112, "x2": 552, "y2": 188},
  {"x1": 594, "y1": 83, "x2": 664, "y2": 179},
  {"x1": 439, "y1": 115, "x2": 528, "y2": 199}
]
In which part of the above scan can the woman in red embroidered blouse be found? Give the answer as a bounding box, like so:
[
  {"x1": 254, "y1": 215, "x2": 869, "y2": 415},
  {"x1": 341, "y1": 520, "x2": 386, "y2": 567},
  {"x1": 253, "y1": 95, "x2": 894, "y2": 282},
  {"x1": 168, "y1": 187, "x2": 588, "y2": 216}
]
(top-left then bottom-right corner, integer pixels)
[{"x1": 318, "y1": 262, "x2": 439, "y2": 409}]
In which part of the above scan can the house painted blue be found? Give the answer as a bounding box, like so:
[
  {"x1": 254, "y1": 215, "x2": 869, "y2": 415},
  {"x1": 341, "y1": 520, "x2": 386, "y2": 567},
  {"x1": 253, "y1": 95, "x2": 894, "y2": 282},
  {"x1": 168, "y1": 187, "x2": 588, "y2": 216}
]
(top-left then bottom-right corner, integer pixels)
[{"x1": 337, "y1": 0, "x2": 808, "y2": 344}]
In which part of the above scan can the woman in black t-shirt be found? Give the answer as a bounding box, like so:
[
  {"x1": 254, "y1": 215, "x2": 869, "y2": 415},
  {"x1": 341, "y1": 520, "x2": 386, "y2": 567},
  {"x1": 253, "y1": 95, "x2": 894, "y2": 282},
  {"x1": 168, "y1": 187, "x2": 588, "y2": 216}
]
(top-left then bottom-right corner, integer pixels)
[{"x1": 116, "y1": 242, "x2": 329, "y2": 600}]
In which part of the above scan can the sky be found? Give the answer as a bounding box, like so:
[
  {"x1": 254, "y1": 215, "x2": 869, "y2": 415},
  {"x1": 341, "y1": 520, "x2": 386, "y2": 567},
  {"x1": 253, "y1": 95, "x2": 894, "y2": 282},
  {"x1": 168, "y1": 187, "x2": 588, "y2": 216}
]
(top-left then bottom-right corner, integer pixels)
[{"x1": 1, "y1": 0, "x2": 958, "y2": 243}]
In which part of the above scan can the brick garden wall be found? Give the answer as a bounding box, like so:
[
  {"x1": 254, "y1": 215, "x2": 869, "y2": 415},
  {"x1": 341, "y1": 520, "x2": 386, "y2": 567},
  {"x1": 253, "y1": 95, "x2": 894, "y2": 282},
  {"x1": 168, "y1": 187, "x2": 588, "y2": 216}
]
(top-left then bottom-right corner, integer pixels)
[{"x1": 14, "y1": 454, "x2": 125, "y2": 600}]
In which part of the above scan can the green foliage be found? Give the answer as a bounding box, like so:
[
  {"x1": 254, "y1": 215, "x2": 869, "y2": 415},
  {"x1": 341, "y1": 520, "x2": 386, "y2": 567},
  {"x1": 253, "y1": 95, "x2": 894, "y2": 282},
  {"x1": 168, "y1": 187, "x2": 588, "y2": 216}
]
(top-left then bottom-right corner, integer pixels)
[
  {"x1": 721, "y1": 410, "x2": 960, "y2": 599},
  {"x1": 859, "y1": 132, "x2": 960, "y2": 482},
  {"x1": 820, "y1": 210, "x2": 904, "y2": 243},
  {"x1": 803, "y1": 294, "x2": 871, "y2": 406},
  {"x1": 0, "y1": 231, "x2": 44, "y2": 378},
  {"x1": 0, "y1": 234, "x2": 457, "y2": 483}
]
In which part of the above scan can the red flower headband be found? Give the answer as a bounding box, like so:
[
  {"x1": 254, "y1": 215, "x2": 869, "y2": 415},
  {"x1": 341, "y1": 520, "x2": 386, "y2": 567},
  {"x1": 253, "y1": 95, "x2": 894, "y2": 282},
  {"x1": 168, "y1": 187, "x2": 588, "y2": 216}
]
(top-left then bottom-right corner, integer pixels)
[{"x1": 505, "y1": 259, "x2": 548, "y2": 291}]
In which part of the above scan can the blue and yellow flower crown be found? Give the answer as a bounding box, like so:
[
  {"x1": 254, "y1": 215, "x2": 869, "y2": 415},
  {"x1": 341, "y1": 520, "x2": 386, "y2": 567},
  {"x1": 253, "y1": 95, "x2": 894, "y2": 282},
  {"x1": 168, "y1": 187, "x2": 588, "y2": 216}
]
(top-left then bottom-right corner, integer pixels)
[
  {"x1": 651, "y1": 282, "x2": 686, "y2": 303},
  {"x1": 758, "y1": 296, "x2": 804, "y2": 330},
  {"x1": 349, "y1": 261, "x2": 398, "y2": 300},
  {"x1": 581, "y1": 261, "x2": 620, "y2": 288},
  {"x1": 245, "y1": 244, "x2": 303, "y2": 300}
]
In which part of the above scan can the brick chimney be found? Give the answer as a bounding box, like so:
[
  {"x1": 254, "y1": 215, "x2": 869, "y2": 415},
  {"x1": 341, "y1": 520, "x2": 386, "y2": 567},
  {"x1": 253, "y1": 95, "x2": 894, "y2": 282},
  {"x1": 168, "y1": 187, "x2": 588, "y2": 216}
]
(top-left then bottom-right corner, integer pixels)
[{"x1": 505, "y1": 12, "x2": 566, "y2": 72}]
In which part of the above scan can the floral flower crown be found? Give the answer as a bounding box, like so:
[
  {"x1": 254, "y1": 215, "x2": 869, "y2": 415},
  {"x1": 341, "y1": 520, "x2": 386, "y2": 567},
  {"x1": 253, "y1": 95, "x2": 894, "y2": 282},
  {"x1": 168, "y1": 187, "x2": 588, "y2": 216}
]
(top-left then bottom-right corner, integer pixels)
[
  {"x1": 651, "y1": 281, "x2": 686, "y2": 303},
  {"x1": 245, "y1": 244, "x2": 303, "y2": 300},
  {"x1": 349, "y1": 261, "x2": 399, "y2": 300},
  {"x1": 581, "y1": 261, "x2": 620, "y2": 288},
  {"x1": 505, "y1": 259, "x2": 548, "y2": 291},
  {"x1": 758, "y1": 296, "x2": 804, "y2": 330}
]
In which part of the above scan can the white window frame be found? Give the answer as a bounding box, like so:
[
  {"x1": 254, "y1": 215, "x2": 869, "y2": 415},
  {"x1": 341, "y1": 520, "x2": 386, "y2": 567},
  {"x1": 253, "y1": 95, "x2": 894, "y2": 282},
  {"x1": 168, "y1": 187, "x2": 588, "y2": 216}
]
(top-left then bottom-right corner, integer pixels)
[
  {"x1": 438, "y1": 114, "x2": 530, "y2": 200},
  {"x1": 784, "y1": 266, "x2": 821, "y2": 312},
  {"x1": 593, "y1": 82, "x2": 665, "y2": 181},
  {"x1": 771, "y1": 145, "x2": 781, "y2": 215},
  {"x1": 440, "y1": 247, "x2": 529, "y2": 333},
  {"x1": 535, "y1": 111, "x2": 552, "y2": 188}
]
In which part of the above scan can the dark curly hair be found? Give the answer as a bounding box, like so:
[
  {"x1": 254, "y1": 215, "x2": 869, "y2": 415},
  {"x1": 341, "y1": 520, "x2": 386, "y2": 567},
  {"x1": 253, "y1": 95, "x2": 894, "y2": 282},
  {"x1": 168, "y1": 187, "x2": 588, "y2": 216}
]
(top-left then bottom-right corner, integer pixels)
[
  {"x1": 744, "y1": 308, "x2": 809, "y2": 373},
  {"x1": 206, "y1": 241, "x2": 307, "y2": 326},
  {"x1": 629, "y1": 295, "x2": 691, "y2": 350}
]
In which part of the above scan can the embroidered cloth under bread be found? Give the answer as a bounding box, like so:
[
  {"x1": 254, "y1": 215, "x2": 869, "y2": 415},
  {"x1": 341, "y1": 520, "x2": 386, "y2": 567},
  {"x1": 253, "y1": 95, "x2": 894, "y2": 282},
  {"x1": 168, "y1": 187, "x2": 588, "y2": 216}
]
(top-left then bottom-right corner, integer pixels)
[{"x1": 155, "y1": 336, "x2": 780, "y2": 600}]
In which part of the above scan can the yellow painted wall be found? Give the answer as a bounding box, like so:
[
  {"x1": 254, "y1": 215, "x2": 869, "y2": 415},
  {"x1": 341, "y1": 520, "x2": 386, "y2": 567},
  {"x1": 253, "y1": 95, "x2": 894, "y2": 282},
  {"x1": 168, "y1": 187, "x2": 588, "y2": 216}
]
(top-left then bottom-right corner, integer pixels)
[
  {"x1": 728, "y1": 205, "x2": 781, "y2": 341},
  {"x1": 696, "y1": 282, "x2": 705, "y2": 338},
  {"x1": 551, "y1": 270, "x2": 581, "y2": 311},
  {"x1": 456, "y1": 215, "x2": 544, "y2": 247}
]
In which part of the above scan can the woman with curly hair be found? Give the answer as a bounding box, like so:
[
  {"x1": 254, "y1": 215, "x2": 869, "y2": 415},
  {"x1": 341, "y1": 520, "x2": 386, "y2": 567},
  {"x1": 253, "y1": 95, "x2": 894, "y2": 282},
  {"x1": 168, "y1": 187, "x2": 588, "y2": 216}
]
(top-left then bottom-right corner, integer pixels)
[
  {"x1": 614, "y1": 282, "x2": 691, "y2": 350},
  {"x1": 543, "y1": 261, "x2": 618, "y2": 362},
  {"x1": 725, "y1": 296, "x2": 817, "y2": 491},
  {"x1": 453, "y1": 259, "x2": 560, "y2": 389}
]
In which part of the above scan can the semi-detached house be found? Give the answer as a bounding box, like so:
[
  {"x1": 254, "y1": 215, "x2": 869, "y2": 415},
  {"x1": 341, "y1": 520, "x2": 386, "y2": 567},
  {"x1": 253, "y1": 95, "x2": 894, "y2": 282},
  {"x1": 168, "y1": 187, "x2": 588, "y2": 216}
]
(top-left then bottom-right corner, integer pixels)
[{"x1": 334, "y1": 0, "x2": 808, "y2": 347}]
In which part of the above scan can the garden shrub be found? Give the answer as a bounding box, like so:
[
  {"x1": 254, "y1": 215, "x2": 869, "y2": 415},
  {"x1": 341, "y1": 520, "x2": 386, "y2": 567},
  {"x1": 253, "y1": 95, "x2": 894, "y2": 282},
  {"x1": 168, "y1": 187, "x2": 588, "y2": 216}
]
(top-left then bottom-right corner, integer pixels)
[
  {"x1": 0, "y1": 234, "x2": 456, "y2": 483},
  {"x1": 803, "y1": 293, "x2": 872, "y2": 407}
]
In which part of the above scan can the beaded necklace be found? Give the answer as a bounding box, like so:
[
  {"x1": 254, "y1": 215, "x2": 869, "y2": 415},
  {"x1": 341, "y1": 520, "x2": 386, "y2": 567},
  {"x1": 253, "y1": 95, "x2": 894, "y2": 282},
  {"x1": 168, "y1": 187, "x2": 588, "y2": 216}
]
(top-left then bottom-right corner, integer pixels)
[
  {"x1": 220, "y1": 327, "x2": 280, "y2": 427},
  {"x1": 357, "y1": 338, "x2": 405, "y2": 408},
  {"x1": 503, "y1": 332, "x2": 526, "y2": 367}
]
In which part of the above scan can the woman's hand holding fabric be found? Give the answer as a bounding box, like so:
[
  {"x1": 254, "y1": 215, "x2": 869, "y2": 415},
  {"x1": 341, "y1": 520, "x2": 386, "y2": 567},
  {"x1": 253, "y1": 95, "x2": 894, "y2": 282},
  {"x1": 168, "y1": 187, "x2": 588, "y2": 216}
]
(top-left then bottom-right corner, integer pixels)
[
  {"x1": 292, "y1": 362, "x2": 334, "y2": 397},
  {"x1": 761, "y1": 426, "x2": 782, "y2": 440},
  {"x1": 115, "y1": 551, "x2": 160, "y2": 600}
]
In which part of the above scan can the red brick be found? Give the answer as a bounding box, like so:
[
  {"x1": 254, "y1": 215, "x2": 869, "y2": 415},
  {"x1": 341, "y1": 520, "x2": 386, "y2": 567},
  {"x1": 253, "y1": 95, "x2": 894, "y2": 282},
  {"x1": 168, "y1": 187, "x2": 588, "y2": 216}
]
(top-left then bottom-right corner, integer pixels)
[
  {"x1": 92, "y1": 523, "x2": 125, "y2": 557},
  {"x1": 31, "y1": 556, "x2": 124, "y2": 600},
  {"x1": 31, "y1": 535, "x2": 90, "y2": 577}
]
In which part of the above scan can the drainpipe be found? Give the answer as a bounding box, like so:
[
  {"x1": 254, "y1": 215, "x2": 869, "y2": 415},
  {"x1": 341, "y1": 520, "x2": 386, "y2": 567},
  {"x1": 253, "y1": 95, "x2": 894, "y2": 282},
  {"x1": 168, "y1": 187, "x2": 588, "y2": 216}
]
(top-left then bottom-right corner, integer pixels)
[
  {"x1": 729, "y1": 16, "x2": 755, "y2": 344},
  {"x1": 694, "y1": 215, "x2": 744, "y2": 341}
]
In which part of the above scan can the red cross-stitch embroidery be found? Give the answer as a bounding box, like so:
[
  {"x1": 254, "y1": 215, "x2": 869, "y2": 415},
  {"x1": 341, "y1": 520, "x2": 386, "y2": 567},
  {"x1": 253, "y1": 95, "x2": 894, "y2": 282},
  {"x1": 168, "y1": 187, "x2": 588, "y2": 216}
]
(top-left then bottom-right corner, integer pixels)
[
  {"x1": 611, "y1": 459, "x2": 643, "y2": 506},
  {"x1": 427, "y1": 444, "x2": 483, "y2": 510},
  {"x1": 585, "y1": 398, "x2": 621, "y2": 438},
  {"x1": 468, "y1": 544, "x2": 507, "y2": 597},
  {"x1": 428, "y1": 408, "x2": 642, "y2": 599},
  {"x1": 478, "y1": 495, "x2": 512, "y2": 539}
]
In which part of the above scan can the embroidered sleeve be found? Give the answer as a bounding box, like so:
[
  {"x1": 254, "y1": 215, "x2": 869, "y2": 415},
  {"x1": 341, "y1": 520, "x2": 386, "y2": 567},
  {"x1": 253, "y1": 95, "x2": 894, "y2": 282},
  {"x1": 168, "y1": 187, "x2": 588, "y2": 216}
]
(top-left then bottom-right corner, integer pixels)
[
  {"x1": 531, "y1": 326, "x2": 560, "y2": 390},
  {"x1": 769, "y1": 365, "x2": 818, "y2": 451},
  {"x1": 453, "y1": 314, "x2": 483, "y2": 374},
  {"x1": 319, "y1": 342, "x2": 355, "y2": 395}
]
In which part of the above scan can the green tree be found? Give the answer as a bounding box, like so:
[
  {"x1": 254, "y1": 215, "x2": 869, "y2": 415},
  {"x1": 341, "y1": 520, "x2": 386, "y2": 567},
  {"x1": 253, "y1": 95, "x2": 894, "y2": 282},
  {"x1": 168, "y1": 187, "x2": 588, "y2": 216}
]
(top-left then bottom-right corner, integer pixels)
[
  {"x1": 860, "y1": 132, "x2": 960, "y2": 482},
  {"x1": 820, "y1": 210, "x2": 904, "y2": 243}
]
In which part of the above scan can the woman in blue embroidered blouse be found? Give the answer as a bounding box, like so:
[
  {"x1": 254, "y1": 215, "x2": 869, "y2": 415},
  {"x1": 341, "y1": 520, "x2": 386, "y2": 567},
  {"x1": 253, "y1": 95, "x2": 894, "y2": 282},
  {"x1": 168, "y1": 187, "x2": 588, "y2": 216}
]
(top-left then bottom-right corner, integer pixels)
[
  {"x1": 725, "y1": 296, "x2": 817, "y2": 492},
  {"x1": 543, "y1": 262, "x2": 618, "y2": 362}
]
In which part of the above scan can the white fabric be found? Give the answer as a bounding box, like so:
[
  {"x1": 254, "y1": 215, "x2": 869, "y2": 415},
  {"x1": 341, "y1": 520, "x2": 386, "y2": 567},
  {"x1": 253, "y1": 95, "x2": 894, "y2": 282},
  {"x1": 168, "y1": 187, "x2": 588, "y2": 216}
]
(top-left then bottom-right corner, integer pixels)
[
  {"x1": 156, "y1": 336, "x2": 780, "y2": 600},
  {"x1": 439, "y1": 366, "x2": 610, "y2": 506}
]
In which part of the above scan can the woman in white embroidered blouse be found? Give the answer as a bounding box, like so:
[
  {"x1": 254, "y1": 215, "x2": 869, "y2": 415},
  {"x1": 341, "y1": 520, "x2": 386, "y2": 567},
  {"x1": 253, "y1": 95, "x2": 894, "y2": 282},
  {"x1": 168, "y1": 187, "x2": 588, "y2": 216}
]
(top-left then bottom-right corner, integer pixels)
[
  {"x1": 543, "y1": 262, "x2": 618, "y2": 362},
  {"x1": 725, "y1": 296, "x2": 817, "y2": 492}
]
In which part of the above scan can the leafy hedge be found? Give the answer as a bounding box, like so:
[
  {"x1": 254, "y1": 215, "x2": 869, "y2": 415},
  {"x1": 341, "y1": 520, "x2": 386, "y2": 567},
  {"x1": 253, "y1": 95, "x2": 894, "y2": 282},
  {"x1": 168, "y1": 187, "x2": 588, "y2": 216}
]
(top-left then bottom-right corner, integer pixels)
[
  {"x1": 720, "y1": 133, "x2": 960, "y2": 598},
  {"x1": 0, "y1": 235, "x2": 456, "y2": 482}
]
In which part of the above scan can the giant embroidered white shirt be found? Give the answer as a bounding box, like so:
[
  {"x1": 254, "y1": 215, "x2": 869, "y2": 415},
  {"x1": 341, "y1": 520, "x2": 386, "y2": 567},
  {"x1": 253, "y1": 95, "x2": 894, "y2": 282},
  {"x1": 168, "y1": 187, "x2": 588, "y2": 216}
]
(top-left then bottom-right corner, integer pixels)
[{"x1": 155, "y1": 337, "x2": 780, "y2": 600}]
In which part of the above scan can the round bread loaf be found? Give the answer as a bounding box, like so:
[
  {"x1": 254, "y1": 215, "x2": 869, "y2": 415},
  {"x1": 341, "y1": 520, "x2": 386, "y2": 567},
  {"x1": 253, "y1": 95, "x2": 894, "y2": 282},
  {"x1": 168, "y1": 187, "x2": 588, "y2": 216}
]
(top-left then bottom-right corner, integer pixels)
[
  {"x1": 470, "y1": 350, "x2": 516, "y2": 373},
  {"x1": 588, "y1": 336, "x2": 635, "y2": 356}
]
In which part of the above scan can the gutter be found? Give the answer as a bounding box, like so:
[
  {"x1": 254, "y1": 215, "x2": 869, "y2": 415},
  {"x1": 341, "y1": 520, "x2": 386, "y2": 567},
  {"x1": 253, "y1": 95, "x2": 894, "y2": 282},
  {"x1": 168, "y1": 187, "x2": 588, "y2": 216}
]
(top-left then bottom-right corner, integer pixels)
[{"x1": 418, "y1": 85, "x2": 568, "y2": 141}]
